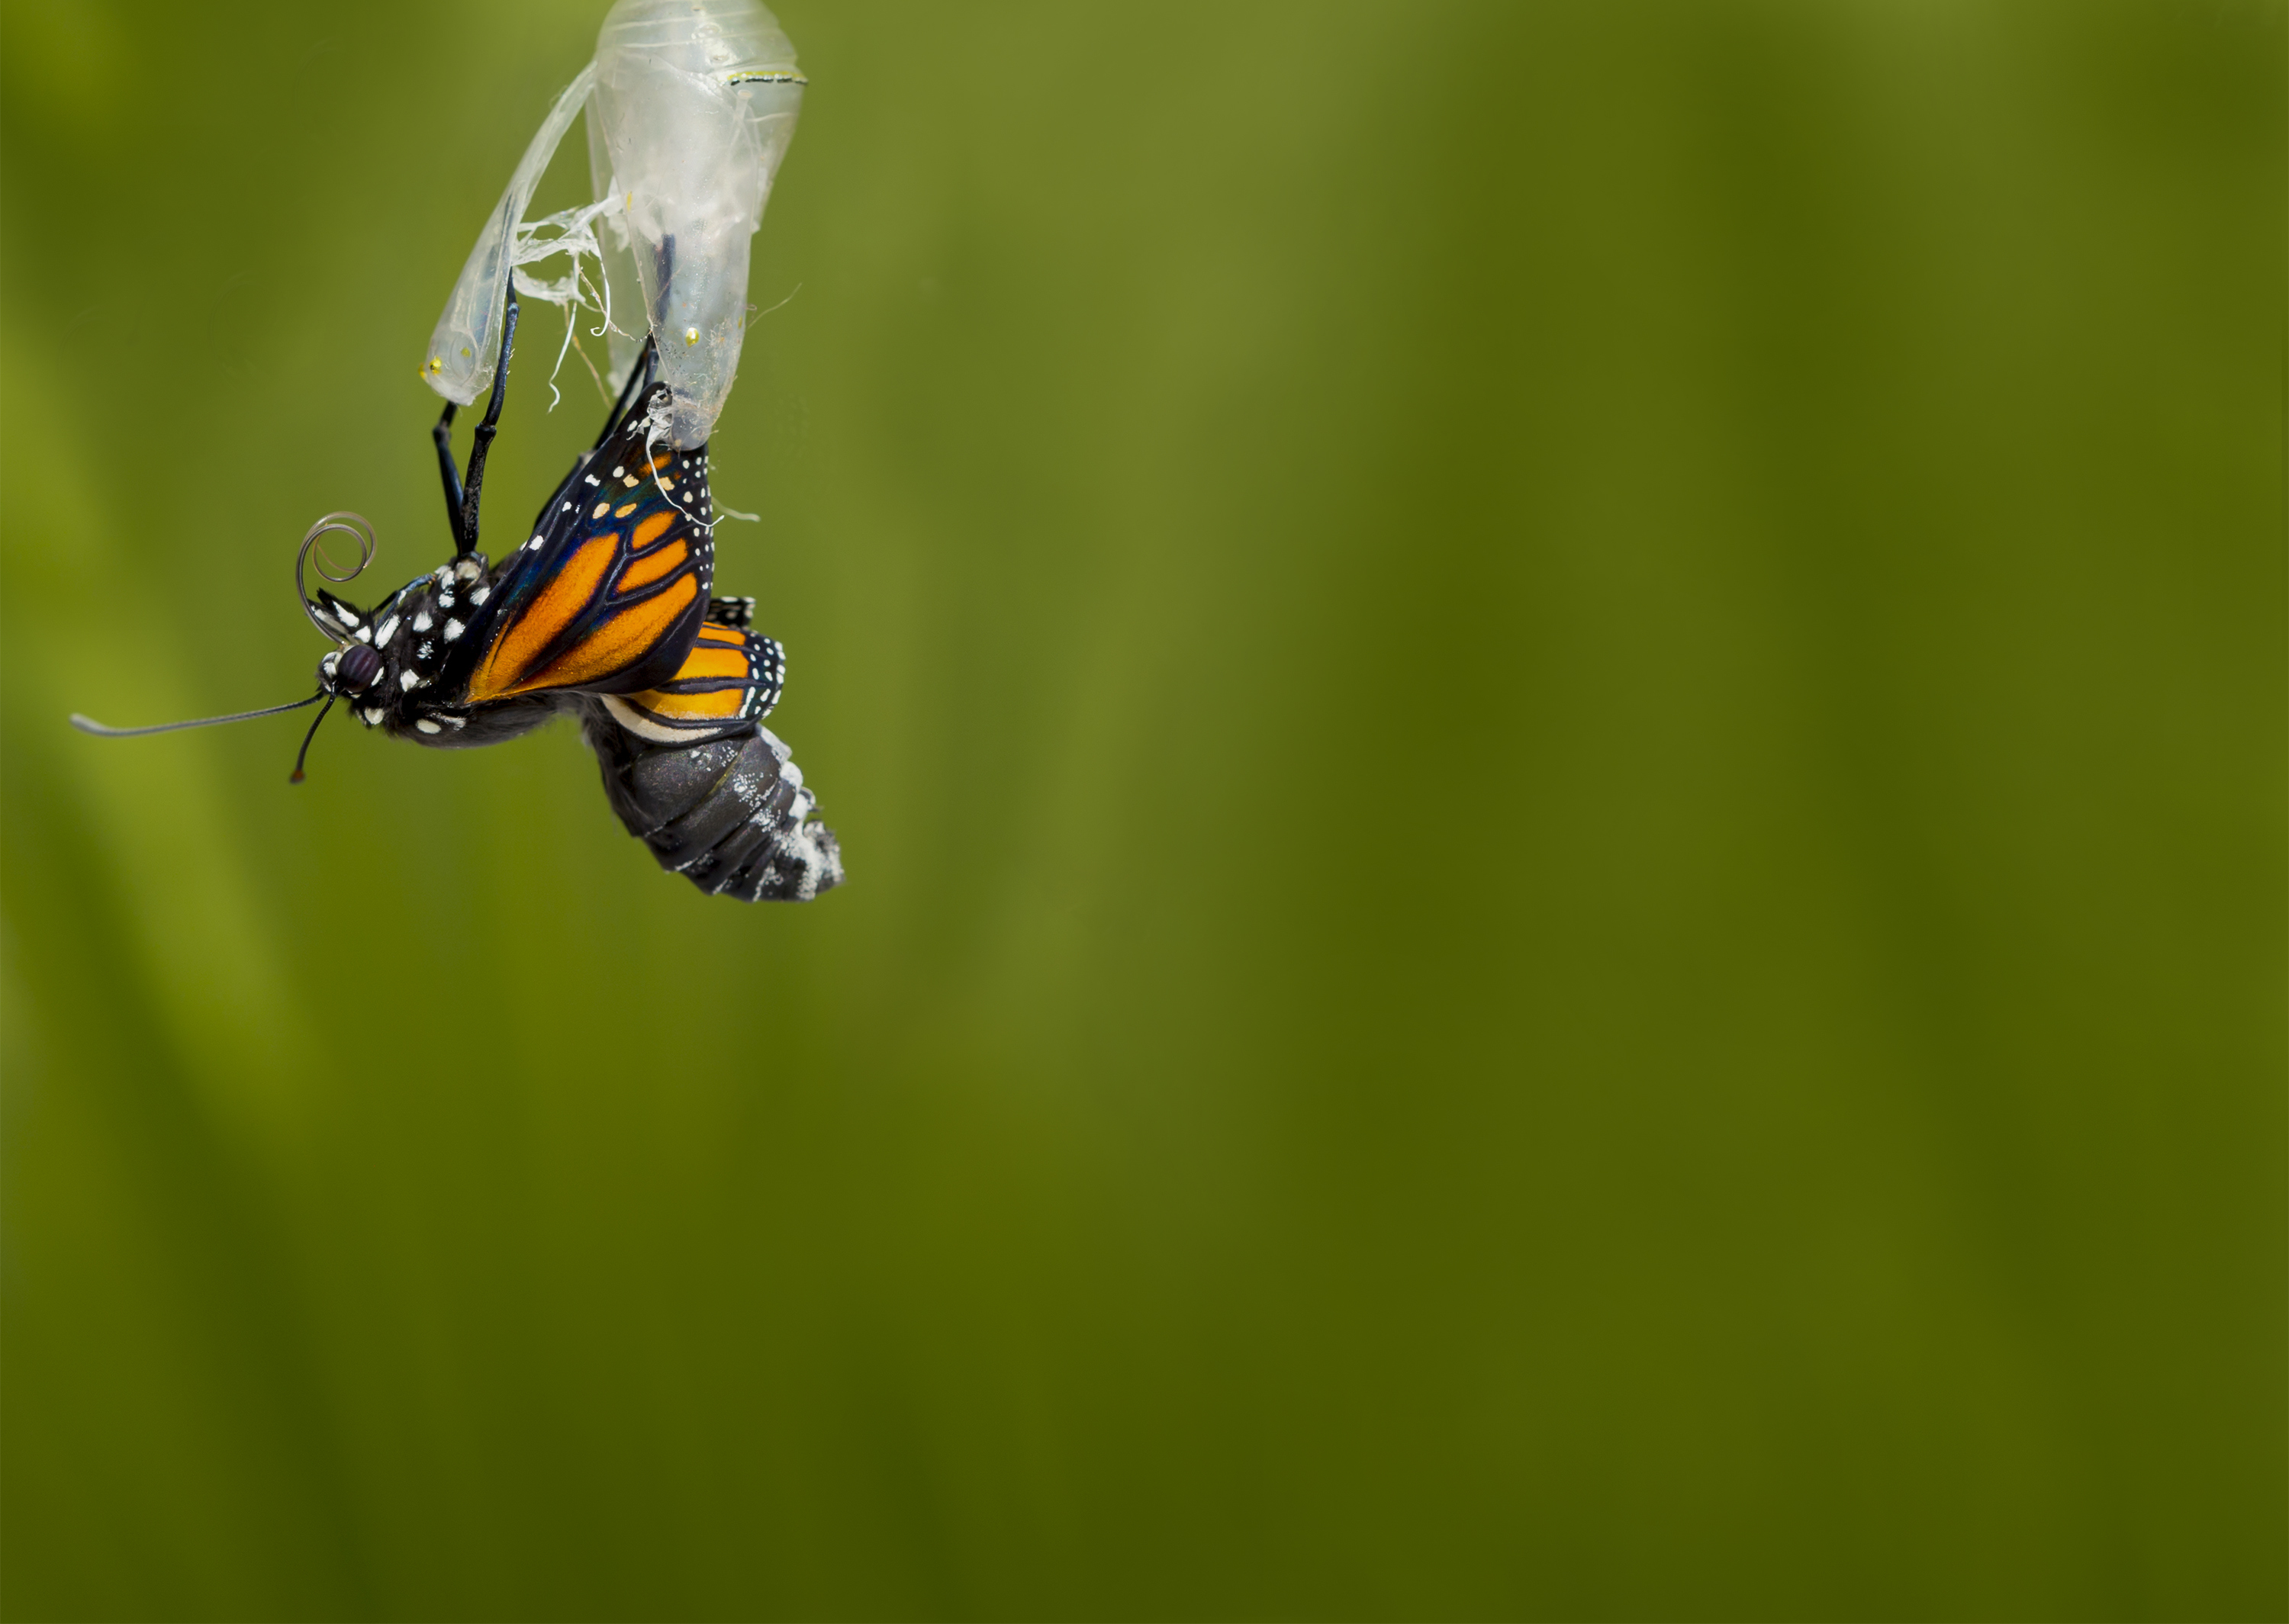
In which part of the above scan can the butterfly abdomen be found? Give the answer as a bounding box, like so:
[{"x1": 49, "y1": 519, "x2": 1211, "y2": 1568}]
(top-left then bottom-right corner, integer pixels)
[{"x1": 581, "y1": 706, "x2": 843, "y2": 902}]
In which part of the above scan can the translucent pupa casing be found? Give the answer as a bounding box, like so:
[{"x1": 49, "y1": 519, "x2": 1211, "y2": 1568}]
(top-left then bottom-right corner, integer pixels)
[
  {"x1": 421, "y1": 64, "x2": 598, "y2": 407},
  {"x1": 420, "y1": 0, "x2": 802, "y2": 447},
  {"x1": 586, "y1": 0, "x2": 804, "y2": 446}
]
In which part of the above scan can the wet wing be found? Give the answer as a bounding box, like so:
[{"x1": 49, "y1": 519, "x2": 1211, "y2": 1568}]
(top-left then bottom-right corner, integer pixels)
[
  {"x1": 595, "y1": 621, "x2": 785, "y2": 745},
  {"x1": 442, "y1": 384, "x2": 718, "y2": 706}
]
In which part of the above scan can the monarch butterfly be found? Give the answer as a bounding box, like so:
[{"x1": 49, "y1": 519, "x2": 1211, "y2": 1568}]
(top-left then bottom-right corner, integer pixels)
[{"x1": 74, "y1": 285, "x2": 844, "y2": 904}]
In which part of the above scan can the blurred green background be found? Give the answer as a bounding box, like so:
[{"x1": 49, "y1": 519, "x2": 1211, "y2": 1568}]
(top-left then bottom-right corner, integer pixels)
[{"x1": 2, "y1": 0, "x2": 2281, "y2": 1618}]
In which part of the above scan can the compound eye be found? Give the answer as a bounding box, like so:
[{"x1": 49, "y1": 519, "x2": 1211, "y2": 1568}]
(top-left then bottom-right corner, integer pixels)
[{"x1": 336, "y1": 643, "x2": 385, "y2": 695}]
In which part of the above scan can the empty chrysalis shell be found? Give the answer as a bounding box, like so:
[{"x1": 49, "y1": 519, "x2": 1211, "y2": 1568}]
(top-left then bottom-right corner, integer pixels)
[
  {"x1": 421, "y1": 63, "x2": 598, "y2": 410},
  {"x1": 588, "y1": 0, "x2": 804, "y2": 446},
  {"x1": 421, "y1": 0, "x2": 803, "y2": 449}
]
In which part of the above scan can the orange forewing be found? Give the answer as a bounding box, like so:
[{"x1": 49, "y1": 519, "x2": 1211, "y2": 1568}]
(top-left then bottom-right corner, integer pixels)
[
  {"x1": 617, "y1": 540, "x2": 688, "y2": 593},
  {"x1": 514, "y1": 574, "x2": 699, "y2": 695},
  {"x1": 466, "y1": 535, "x2": 617, "y2": 703}
]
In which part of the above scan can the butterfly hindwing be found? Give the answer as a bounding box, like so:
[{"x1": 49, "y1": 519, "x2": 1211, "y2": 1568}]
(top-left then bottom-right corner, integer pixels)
[
  {"x1": 442, "y1": 384, "x2": 717, "y2": 708},
  {"x1": 595, "y1": 619, "x2": 785, "y2": 745}
]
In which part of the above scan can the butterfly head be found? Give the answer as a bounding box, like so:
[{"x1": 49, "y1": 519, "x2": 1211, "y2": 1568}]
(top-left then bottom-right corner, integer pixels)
[{"x1": 318, "y1": 642, "x2": 385, "y2": 699}]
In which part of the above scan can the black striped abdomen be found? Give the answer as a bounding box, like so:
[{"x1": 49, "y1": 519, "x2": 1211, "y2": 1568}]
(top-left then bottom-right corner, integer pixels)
[{"x1": 581, "y1": 705, "x2": 844, "y2": 902}]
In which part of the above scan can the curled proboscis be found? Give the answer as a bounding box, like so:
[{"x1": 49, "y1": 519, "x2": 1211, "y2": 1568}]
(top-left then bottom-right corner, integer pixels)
[{"x1": 295, "y1": 512, "x2": 378, "y2": 642}]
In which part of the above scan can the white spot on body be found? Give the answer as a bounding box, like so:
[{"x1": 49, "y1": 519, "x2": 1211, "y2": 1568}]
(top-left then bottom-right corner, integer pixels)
[
  {"x1": 444, "y1": 619, "x2": 465, "y2": 642},
  {"x1": 401, "y1": 670, "x2": 420, "y2": 690},
  {"x1": 413, "y1": 611, "x2": 433, "y2": 632},
  {"x1": 362, "y1": 706, "x2": 386, "y2": 725},
  {"x1": 375, "y1": 616, "x2": 399, "y2": 648},
  {"x1": 471, "y1": 587, "x2": 490, "y2": 606},
  {"x1": 416, "y1": 719, "x2": 442, "y2": 735},
  {"x1": 454, "y1": 558, "x2": 481, "y2": 581}
]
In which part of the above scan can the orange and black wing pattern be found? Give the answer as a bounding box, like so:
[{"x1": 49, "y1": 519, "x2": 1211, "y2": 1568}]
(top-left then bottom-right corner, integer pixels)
[
  {"x1": 594, "y1": 620, "x2": 786, "y2": 745},
  {"x1": 443, "y1": 384, "x2": 716, "y2": 708}
]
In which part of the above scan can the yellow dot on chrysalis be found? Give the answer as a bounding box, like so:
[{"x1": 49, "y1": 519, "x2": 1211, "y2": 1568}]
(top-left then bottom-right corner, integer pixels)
[{"x1": 683, "y1": 326, "x2": 699, "y2": 346}]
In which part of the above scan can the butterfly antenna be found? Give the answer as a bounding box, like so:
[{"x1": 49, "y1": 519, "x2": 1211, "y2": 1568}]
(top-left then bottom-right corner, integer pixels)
[
  {"x1": 71, "y1": 691, "x2": 325, "y2": 738},
  {"x1": 295, "y1": 512, "x2": 378, "y2": 641},
  {"x1": 288, "y1": 696, "x2": 338, "y2": 784}
]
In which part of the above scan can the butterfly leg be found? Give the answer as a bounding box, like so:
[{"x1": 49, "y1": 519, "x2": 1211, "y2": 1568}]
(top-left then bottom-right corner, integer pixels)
[
  {"x1": 431, "y1": 400, "x2": 465, "y2": 546},
  {"x1": 453, "y1": 280, "x2": 521, "y2": 557}
]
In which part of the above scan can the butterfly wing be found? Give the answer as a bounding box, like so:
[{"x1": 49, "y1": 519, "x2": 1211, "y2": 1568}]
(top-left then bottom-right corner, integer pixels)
[
  {"x1": 594, "y1": 620, "x2": 786, "y2": 744},
  {"x1": 439, "y1": 384, "x2": 718, "y2": 708}
]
